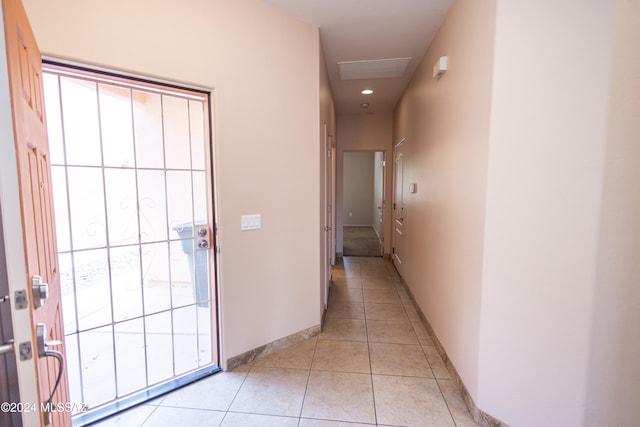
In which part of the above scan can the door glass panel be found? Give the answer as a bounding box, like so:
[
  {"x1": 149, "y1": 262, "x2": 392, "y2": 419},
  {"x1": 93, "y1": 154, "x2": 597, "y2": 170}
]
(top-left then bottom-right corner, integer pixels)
[
  {"x1": 169, "y1": 240, "x2": 195, "y2": 307},
  {"x1": 173, "y1": 305, "x2": 198, "y2": 375},
  {"x1": 197, "y1": 307, "x2": 212, "y2": 366},
  {"x1": 162, "y1": 96, "x2": 191, "y2": 170},
  {"x1": 137, "y1": 169, "x2": 167, "y2": 243},
  {"x1": 133, "y1": 90, "x2": 164, "y2": 169},
  {"x1": 67, "y1": 167, "x2": 106, "y2": 250},
  {"x1": 166, "y1": 170, "x2": 193, "y2": 235},
  {"x1": 43, "y1": 73, "x2": 64, "y2": 164},
  {"x1": 193, "y1": 171, "x2": 207, "y2": 222},
  {"x1": 99, "y1": 84, "x2": 135, "y2": 168},
  {"x1": 44, "y1": 65, "x2": 217, "y2": 421},
  {"x1": 105, "y1": 168, "x2": 139, "y2": 246},
  {"x1": 142, "y1": 242, "x2": 171, "y2": 314},
  {"x1": 74, "y1": 248, "x2": 111, "y2": 331},
  {"x1": 60, "y1": 77, "x2": 101, "y2": 166},
  {"x1": 110, "y1": 245, "x2": 142, "y2": 322},
  {"x1": 145, "y1": 311, "x2": 173, "y2": 385},
  {"x1": 64, "y1": 335, "x2": 81, "y2": 408},
  {"x1": 79, "y1": 326, "x2": 116, "y2": 407},
  {"x1": 59, "y1": 252, "x2": 76, "y2": 332},
  {"x1": 114, "y1": 319, "x2": 146, "y2": 395},
  {"x1": 50, "y1": 165, "x2": 70, "y2": 252},
  {"x1": 189, "y1": 99, "x2": 206, "y2": 171}
]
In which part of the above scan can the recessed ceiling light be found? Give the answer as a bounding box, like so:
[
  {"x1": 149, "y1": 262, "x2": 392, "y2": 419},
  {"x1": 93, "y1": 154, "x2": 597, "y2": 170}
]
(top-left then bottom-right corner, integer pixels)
[{"x1": 361, "y1": 89, "x2": 374, "y2": 95}]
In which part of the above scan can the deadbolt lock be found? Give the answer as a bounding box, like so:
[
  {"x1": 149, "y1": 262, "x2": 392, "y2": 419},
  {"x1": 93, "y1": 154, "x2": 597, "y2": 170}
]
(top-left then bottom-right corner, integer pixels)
[
  {"x1": 195, "y1": 224, "x2": 211, "y2": 250},
  {"x1": 31, "y1": 276, "x2": 49, "y2": 309}
]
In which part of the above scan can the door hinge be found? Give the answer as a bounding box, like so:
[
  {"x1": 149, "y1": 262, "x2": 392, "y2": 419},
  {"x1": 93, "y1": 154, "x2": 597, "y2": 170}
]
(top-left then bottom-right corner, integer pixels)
[
  {"x1": 328, "y1": 204, "x2": 332, "y2": 214},
  {"x1": 327, "y1": 149, "x2": 331, "y2": 158},
  {"x1": 393, "y1": 202, "x2": 396, "y2": 210}
]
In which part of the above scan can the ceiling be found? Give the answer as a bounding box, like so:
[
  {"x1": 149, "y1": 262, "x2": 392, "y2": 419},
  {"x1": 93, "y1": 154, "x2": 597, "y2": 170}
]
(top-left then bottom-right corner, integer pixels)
[{"x1": 261, "y1": 0, "x2": 453, "y2": 114}]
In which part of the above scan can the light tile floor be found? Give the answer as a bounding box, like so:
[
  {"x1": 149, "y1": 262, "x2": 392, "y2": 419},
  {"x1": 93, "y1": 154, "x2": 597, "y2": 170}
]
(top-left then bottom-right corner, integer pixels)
[{"x1": 92, "y1": 256, "x2": 479, "y2": 426}]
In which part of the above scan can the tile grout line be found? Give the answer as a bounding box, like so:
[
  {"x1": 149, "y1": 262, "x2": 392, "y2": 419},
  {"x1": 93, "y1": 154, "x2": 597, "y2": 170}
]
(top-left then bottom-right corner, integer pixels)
[
  {"x1": 218, "y1": 362, "x2": 253, "y2": 425},
  {"x1": 436, "y1": 378, "x2": 460, "y2": 427},
  {"x1": 387, "y1": 257, "x2": 476, "y2": 426},
  {"x1": 137, "y1": 403, "x2": 161, "y2": 427},
  {"x1": 361, "y1": 264, "x2": 379, "y2": 427},
  {"x1": 296, "y1": 335, "x2": 319, "y2": 426}
]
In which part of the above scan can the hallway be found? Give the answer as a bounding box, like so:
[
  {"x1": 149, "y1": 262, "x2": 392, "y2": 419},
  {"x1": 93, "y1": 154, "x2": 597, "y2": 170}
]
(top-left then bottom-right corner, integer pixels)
[{"x1": 94, "y1": 257, "x2": 477, "y2": 426}]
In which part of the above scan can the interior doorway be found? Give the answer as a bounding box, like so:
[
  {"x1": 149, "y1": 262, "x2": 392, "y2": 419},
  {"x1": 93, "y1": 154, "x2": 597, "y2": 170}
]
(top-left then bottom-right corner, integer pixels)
[
  {"x1": 42, "y1": 63, "x2": 219, "y2": 424},
  {"x1": 342, "y1": 151, "x2": 385, "y2": 257}
]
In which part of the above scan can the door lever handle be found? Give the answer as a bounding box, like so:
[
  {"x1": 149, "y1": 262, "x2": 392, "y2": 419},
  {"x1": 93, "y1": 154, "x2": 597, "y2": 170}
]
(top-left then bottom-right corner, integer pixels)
[{"x1": 0, "y1": 340, "x2": 14, "y2": 356}]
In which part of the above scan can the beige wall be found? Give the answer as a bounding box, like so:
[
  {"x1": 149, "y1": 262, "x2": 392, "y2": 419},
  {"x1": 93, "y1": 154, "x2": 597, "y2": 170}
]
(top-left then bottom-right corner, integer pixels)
[
  {"x1": 396, "y1": 0, "x2": 633, "y2": 425},
  {"x1": 336, "y1": 113, "x2": 393, "y2": 254},
  {"x1": 343, "y1": 152, "x2": 375, "y2": 226},
  {"x1": 22, "y1": 0, "x2": 323, "y2": 363},
  {"x1": 392, "y1": 0, "x2": 496, "y2": 400},
  {"x1": 478, "y1": 0, "x2": 616, "y2": 425},
  {"x1": 586, "y1": 0, "x2": 640, "y2": 425}
]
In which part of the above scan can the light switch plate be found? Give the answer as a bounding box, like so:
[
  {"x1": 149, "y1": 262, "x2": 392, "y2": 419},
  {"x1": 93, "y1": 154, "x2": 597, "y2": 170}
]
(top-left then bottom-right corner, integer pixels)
[{"x1": 241, "y1": 214, "x2": 261, "y2": 231}]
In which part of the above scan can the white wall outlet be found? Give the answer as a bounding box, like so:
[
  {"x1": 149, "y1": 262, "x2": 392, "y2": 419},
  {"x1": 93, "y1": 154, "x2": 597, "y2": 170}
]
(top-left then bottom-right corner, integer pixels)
[{"x1": 241, "y1": 214, "x2": 261, "y2": 231}]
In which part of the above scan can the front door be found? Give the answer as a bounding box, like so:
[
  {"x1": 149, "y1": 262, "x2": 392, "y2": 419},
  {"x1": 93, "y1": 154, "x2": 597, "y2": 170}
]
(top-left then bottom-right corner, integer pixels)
[
  {"x1": 42, "y1": 64, "x2": 219, "y2": 425},
  {"x1": 2, "y1": 0, "x2": 70, "y2": 425}
]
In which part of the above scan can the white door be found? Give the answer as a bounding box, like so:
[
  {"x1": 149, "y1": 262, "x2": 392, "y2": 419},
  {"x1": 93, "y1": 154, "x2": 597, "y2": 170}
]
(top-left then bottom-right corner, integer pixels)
[
  {"x1": 392, "y1": 144, "x2": 405, "y2": 275},
  {"x1": 376, "y1": 152, "x2": 386, "y2": 256},
  {"x1": 323, "y1": 124, "x2": 332, "y2": 310}
]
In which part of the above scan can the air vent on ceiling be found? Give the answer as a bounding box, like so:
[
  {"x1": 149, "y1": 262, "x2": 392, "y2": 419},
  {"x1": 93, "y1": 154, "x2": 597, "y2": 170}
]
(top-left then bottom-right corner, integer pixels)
[{"x1": 337, "y1": 57, "x2": 412, "y2": 80}]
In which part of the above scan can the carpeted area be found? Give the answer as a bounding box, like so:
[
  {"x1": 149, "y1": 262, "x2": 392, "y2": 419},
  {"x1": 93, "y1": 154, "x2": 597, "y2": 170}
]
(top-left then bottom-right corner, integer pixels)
[{"x1": 343, "y1": 226, "x2": 382, "y2": 257}]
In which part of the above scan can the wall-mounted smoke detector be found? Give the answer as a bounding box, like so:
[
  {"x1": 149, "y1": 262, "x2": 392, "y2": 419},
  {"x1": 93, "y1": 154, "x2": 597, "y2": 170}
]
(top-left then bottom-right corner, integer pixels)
[{"x1": 433, "y1": 56, "x2": 448, "y2": 79}]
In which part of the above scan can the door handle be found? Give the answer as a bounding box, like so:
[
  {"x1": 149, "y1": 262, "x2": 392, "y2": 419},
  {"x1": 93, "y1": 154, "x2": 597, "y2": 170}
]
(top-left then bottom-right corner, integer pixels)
[
  {"x1": 35, "y1": 324, "x2": 65, "y2": 426},
  {"x1": 0, "y1": 340, "x2": 14, "y2": 356}
]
